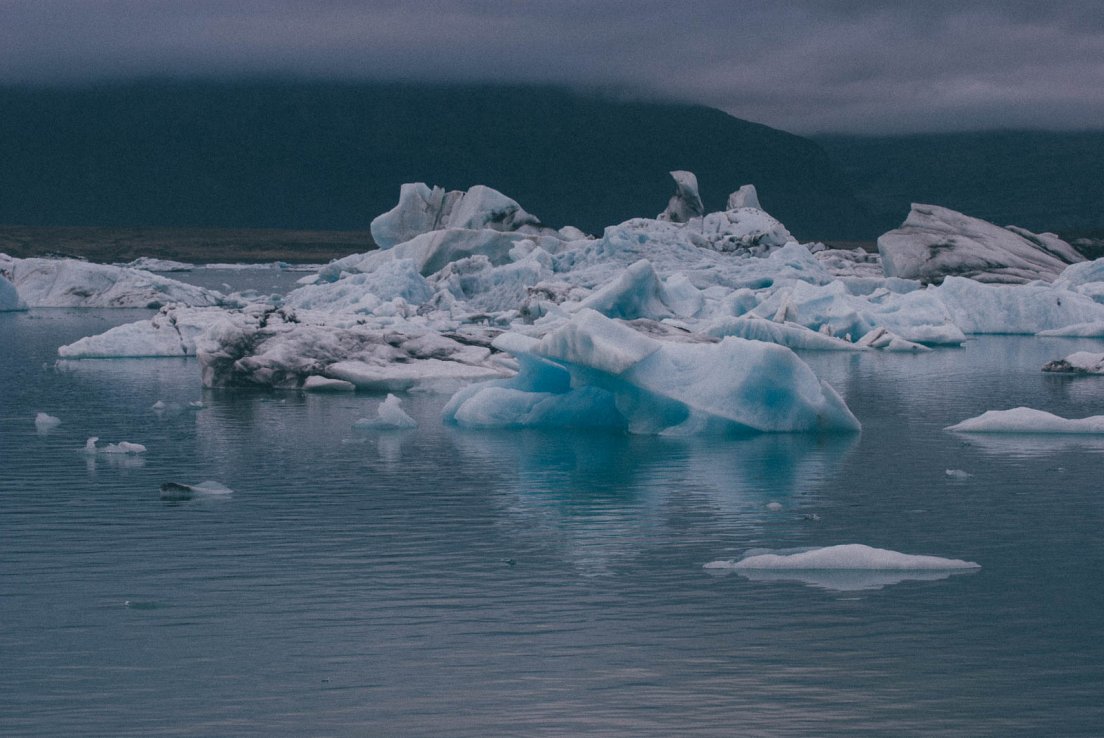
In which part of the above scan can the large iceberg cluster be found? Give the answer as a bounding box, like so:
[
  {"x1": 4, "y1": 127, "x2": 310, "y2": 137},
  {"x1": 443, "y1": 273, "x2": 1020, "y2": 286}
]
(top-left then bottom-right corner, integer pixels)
[{"x1": 38, "y1": 171, "x2": 1104, "y2": 435}]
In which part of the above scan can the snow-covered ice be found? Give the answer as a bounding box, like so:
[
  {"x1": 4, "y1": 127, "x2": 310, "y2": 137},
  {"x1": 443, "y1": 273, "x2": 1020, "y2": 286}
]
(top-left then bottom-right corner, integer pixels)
[
  {"x1": 947, "y1": 407, "x2": 1104, "y2": 434},
  {"x1": 352, "y1": 394, "x2": 418, "y2": 430}
]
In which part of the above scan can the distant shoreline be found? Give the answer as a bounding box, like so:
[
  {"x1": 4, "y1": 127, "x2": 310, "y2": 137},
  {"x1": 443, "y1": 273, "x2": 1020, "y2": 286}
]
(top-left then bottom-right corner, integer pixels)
[{"x1": 0, "y1": 224, "x2": 376, "y2": 264}]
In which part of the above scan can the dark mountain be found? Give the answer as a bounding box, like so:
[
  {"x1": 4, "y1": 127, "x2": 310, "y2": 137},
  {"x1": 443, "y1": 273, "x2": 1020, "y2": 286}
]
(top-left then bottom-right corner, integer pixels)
[
  {"x1": 817, "y1": 131, "x2": 1104, "y2": 237},
  {"x1": 0, "y1": 81, "x2": 871, "y2": 240}
]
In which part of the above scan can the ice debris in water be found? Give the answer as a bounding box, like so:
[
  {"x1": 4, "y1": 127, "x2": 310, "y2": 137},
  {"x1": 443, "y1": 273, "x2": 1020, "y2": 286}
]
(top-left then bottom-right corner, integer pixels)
[
  {"x1": 766, "y1": 502, "x2": 783, "y2": 511},
  {"x1": 945, "y1": 469, "x2": 973, "y2": 480},
  {"x1": 82, "y1": 437, "x2": 147, "y2": 454},
  {"x1": 946, "y1": 407, "x2": 1104, "y2": 434},
  {"x1": 303, "y1": 375, "x2": 357, "y2": 392},
  {"x1": 705, "y1": 544, "x2": 980, "y2": 570},
  {"x1": 1041, "y1": 351, "x2": 1104, "y2": 375},
  {"x1": 160, "y1": 481, "x2": 233, "y2": 500},
  {"x1": 35, "y1": 412, "x2": 61, "y2": 431},
  {"x1": 353, "y1": 394, "x2": 418, "y2": 430}
]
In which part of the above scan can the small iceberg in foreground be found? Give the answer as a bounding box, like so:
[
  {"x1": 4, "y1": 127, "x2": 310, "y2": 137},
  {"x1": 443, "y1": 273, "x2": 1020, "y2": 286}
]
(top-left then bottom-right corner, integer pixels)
[
  {"x1": 159, "y1": 481, "x2": 234, "y2": 501},
  {"x1": 35, "y1": 412, "x2": 61, "y2": 433},
  {"x1": 946, "y1": 407, "x2": 1104, "y2": 434},
  {"x1": 705, "y1": 544, "x2": 980, "y2": 591},
  {"x1": 353, "y1": 393, "x2": 418, "y2": 430},
  {"x1": 1041, "y1": 351, "x2": 1104, "y2": 375}
]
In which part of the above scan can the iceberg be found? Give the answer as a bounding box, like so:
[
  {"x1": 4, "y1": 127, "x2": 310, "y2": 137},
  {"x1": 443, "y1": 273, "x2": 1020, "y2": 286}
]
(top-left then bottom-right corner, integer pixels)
[
  {"x1": 706, "y1": 544, "x2": 980, "y2": 570},
  {"x1": 443, "y1": 309, "x2": 860, "y2": 435},
  {"x1": 878, "y1": 204, "x2": 1083, "y2": 284},
  {"x1": 1, "y1": 254, "x2": 223, "y2": 308},
  {"x1": 1042, "y1": 351, "x2": 1104, "y2": 375},
  {"x1": 657, "y1": 170, "x2": 705, "y2": 223},
  {"x1": 352, "y1": 393, "x2": 418, "y2": 430},
  {"x1": 118, "y1": 257, "x2": 194, "y2": 272},
  {"x1": 946, "y1": 407, "x2": 1104, "y2": 434},
  {"x1": 35, "y1": 412, "x2": 61, "y2": 432},
  {"x1": 934, "y1": 276, "x2": 1104, "y2": 334},
  {"x1": 302, "y1": 375, "x2": 356, "y2": 392},
  {"x1": 58, "y1": 306, "x2": 218, "y2": 358},
  {"x1": 1, "y1": 272, "x2": 27, "y2": 311}
]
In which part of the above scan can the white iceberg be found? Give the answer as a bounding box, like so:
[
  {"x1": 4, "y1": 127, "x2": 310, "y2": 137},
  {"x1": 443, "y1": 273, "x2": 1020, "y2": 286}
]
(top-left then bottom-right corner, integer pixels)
[
  {"x1": 443, "y1": 309, "x2": 860, "y2": 435},
  {"x1": 58, "y1": 306, "x2": 218, "y2": 358},
  {"x1": 878, "y1": 204, "x2": 1084, "y2": 284},
  {"x1": 1042, "y1": 351, "x2": 1104, "y2": 375},
  {"x1": 1, "y1": 255, "x2": 223, "y2": 308},
  {"x1": 352, "y1": 393, "x2": 418, "y2": 430},
  {"x1": 946, "y1": 407, "x2": 1104, "y2": 434},
  {"x1": 934, "y1": 276, "x2": 1104, "y2": 334}
]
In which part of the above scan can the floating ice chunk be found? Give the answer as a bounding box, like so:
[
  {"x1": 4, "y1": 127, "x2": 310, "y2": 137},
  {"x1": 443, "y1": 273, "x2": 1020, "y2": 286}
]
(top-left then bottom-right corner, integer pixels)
[
  {"x1": 352, "y1": 394, "x2": 418, "y2": 429},
  {"x1": 160, "y1": 480, "x2": 233, "y2": 500},
  {"x1": 0, "y1": 272, "x2": 27, "y2": 311},
  {"x1": 444, "y1": 309, "x2": 860, "y2": 435},
  {"x1": 1042, "y1": 351, "x2": 1104, "y2": 375},
  {"x1": 708, "y1": 544, "x2": 980, "y2": 570},
  {"x1": 945, "y1": 469, "x2": 973, "y2": 480},
  {"x1": 83, "y1": 437, "x2": 147, "y2": 454},
  {"x1": 947, "y1": 407, "x2": 1104, "y2": 434},
  {"x1": 766, "y1": 501, "x2": 783, "y2": 511},
  {"x1": 856, "y1": 327, "x2": 930, "y2": 352},
  {"x1": 58, "y1": 306, "x2": 218, "y2": 357},
  {"x1": 2, "y1": 256, "x2": 222, "y2": 308},
  {"x1": 878, "y1": 204, "x2": 1083, "y2": 284},
  {"x1": 302, "y1": 375, "x2": 357, "y2": 392},
  {"x1": 35, "y1": 412, "x2": 61, "y2": 431}
]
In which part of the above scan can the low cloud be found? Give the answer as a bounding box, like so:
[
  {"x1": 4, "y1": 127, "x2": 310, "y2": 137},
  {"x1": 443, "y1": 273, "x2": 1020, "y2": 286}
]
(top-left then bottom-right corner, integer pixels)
[{"x1": 2, "y1": 0, "x2": 1102, "y2": 133}]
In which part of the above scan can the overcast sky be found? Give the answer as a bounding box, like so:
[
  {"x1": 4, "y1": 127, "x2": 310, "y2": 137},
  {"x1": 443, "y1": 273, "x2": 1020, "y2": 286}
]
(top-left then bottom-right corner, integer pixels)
[{"x1": 2, "y1": 1, "x2": 1103, "y2": 134}]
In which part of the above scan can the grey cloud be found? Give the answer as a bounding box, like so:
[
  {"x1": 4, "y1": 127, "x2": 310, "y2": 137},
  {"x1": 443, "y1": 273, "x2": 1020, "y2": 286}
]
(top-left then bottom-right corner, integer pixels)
[{"x1": 1, "y1": 0, "x2": 1103, "y2": 133}]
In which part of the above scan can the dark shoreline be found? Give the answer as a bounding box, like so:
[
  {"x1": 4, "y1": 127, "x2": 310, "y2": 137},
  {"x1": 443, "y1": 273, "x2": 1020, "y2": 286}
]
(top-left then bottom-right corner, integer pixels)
[{"x1": 0, "y1": 224, "x2": 376, "y2": 264}]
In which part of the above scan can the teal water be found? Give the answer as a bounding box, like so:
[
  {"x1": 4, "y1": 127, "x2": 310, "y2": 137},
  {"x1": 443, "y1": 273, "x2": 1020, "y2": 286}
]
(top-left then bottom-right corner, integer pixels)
[{"x1": 2, "y1": 304, "x2": 1104, "y2": 736}]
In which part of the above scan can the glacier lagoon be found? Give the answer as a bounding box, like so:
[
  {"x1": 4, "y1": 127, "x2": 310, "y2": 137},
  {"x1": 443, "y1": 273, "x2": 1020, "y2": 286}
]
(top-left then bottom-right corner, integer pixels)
[{"x1": 4, "y1": 288, "x2": 1104, "y2": 735}]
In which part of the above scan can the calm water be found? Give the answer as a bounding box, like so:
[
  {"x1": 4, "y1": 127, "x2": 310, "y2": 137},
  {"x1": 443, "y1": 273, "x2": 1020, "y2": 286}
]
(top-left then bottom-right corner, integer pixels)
[{"x1": 3, "y1": 291, "x2": 1104, "y2": 735}]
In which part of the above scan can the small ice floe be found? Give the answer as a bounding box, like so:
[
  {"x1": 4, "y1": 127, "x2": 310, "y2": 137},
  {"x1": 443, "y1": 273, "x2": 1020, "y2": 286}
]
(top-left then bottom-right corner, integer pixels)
[
  {"x1": 35, "y1": 412, "x2": 61, "y2": 433},
  {"x1": 303, "y1": 375, "x2": 356, "y2": 392},
  {"x1": 159, "y1": 481, "x2": 233, "y2": 501},
  {"x1": 152, "y1": 399, "x2": 206, "y2": 414},
  {"x1": 704, "y1": 544, "x2": 980, "y2": 591},
  {"x1": 1041, "y1": 351, "x2": 1104, "y2": 375},
  {"x1": 82, "y1": 437, "x2": 147, "y2": 454},
  {"x1": 945, "y1": 469, "x2": 973, "y2": 480},
  {"x1": 765, "y1": 502, "x2": 783, "y2": 511},
  {"x1": 946, "y1": 407, "x2": 1104, "y2": 434},
  {"x1": 352, "y1": 394, "x2": 418, "y2": 430}
]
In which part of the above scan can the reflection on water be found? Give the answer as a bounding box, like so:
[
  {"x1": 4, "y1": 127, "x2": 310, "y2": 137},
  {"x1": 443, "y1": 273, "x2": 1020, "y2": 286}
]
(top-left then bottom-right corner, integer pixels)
[
  {"x1": 5, "y1": 312, "x2": 1104, "y2": 736},
  {"x1": 717, "y1": 567, "x2": 978, "y2": 592}
]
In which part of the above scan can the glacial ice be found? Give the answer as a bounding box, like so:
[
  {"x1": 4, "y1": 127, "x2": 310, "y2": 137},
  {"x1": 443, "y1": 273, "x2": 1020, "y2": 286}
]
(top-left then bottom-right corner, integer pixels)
[
  {"x1": 83, "y1": 437, "x2": 147, "y2": 454},
  {"x1": 442, "y1": 309, "x2": 860, "y2": 434},
  {"x1": 1, "y1": 254, "x2": 223, "y2": 308},
  {"x1": 878, "y1": 204, "x2": 1084, "y2": 284},
  {"x1": 1042, "y1": 351, "x2": 1104, "y2": 374},
  {"x1": 302, "y1": 375, "x2": 356, "y2": 392},
  {"x1": 35, "y1": 412, "x2": 61, "y2": 432},
  {"x1": 352, "y1": 393, "x2": 418, "y2": 429},
  {"x1": 946, "y1": 407, "x2": 1104, "y2": 434},
  {"x1": 46, "y1": 176, "x2": 1104, "y2": 438},
  {"x1": 1, "y1": 272, "x2": 26, "y2": 311},
  {"x1": 705, "y1": 544, "x2": 980, "y2": 570}
]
